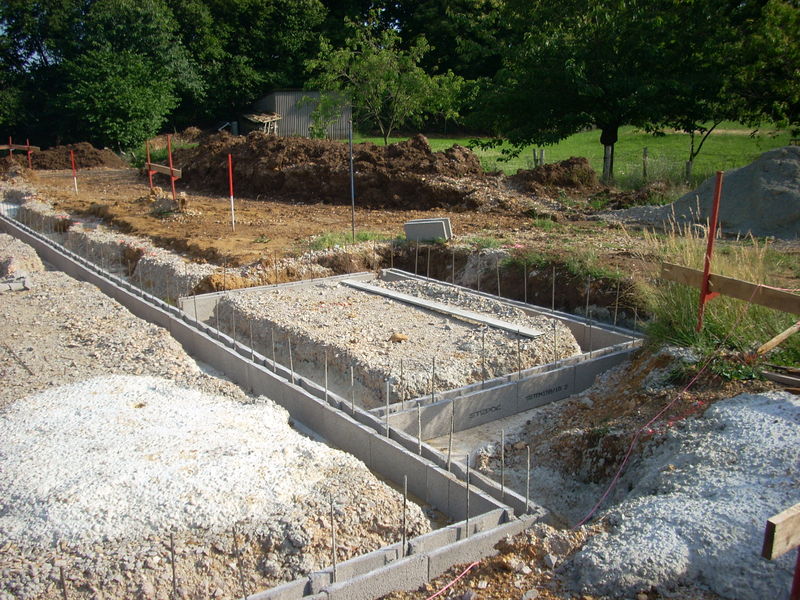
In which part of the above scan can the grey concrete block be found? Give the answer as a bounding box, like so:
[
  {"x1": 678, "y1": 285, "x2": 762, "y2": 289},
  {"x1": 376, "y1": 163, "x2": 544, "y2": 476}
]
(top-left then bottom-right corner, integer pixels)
[
  {"x1": 425, "y1": 464, "x2": 456, "y2": 513},
  {"x1": 332, "y1": 545, "x2": 399, "y2": 582},
  {"x1": 573, "y1": 349, "x2": 632, "y2": 391},
  {"x1": 246, "y1": 577, "x2": 310, "y2": 600},
  {"x1": 388, "y1": 400, "x2": 450, "y2": 439},
  {"x1": 517, "y1": 366, "x2": 574, "y2": 411},
  {"x1": 403, "y1": 218, "x2": 452, "y2": 242},
  {"x1": 368, "y1": 434, "x2": 428, "y2": 497},
  {"x1": 426, "y1": 516, "x2": 536, "y2": 580},
  {"x1": 452, "y1": 382, "x2": 517, "y2": 433},
  {"x1": 323, "y1": 554, "x2": 428, "y2": 600}
]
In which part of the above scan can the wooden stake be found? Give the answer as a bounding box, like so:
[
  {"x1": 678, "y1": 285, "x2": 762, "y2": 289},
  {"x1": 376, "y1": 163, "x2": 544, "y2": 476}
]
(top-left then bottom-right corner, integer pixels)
[
  {"x1": 427, "y1": 246, "x2": 431, "y2": 278},
  {"x1": 59, "y1": 566, "x2": 68, "y2": 600},
  {"x1": 756, "y1": 321, "x2": 800, "y2": 356}
]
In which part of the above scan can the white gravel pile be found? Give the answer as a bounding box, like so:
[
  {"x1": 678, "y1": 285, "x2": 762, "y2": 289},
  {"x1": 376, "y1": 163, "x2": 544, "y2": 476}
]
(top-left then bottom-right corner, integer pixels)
[
  {"x1": 0, "y1": 375, "x2": 431, "y2": 599},
  {"x1": 218, "y1": 277, "x2": 581, "y2": 408},
  {"x1": 1, "y1": 376, "x2": 338, "y2": 545},
  {"x1": 566, "y1": 391, "x2": 799, "y2": 598}
]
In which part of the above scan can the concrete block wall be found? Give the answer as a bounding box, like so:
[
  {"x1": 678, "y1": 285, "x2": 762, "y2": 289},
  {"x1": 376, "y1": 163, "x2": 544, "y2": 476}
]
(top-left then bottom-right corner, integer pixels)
[{"x1": 0, "y1": 213, "x2": 553, "y2": 600}]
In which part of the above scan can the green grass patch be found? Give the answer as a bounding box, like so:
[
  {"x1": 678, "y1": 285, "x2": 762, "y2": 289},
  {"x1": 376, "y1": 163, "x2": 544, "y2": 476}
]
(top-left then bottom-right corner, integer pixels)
[
  {"x1": 464, "y1": 235, "x2": 505, "y2": 249},
  {"x1": 306, "y1": 230, "x2": 398, "y2": 251},
  {"x1": 354, "y1": 123, "x2": 791, "y2": 191},
  {"x1": 637, "y1": 225, "x2": 800, "y2": 364},
  {"x1": 129, "y1": 142, "x2": 198, "y2": 168}
]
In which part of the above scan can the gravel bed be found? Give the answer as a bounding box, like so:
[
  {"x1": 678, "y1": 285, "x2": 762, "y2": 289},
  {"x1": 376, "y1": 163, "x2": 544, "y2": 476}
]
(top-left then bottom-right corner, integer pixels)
[
  {"x1": 215, "y1": 277, "x2": 581, "y2": 409},
  {"x1": 0, "y1": 238, "x2": 431, "y2": 600}
]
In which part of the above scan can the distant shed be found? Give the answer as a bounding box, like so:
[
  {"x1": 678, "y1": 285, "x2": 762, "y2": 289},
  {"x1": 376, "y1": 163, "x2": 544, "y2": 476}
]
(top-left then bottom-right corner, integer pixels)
[{"x1": 248, "y1": 90, "x2": 351, "y2": 139}]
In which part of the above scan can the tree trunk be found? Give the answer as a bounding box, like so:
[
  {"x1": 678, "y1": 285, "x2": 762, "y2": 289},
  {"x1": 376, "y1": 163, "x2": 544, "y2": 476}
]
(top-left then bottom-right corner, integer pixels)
[
  {"x1": 602, "y1": 145, "x2": 614, "y2": 183},
  {"x1": 599, "y1": 125, "x2": 619, "y2": 183}
]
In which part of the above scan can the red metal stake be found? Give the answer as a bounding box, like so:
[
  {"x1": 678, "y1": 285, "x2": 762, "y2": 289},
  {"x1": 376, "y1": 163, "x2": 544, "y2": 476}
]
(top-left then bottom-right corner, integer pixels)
[
  {"x1": 26, "y1": 138, "x2": 32, "y2": 169},
  {"x1": 167, "y1": 134, "x2": 177, "y2": 203},
  {"x1": 792, "y1": 548, "x2": 800, "y2": 600},
  {"x1": 228, "y1": 153, "x2": 235, "y2": 231},
  {"x1": 145, "y1": 141, "x2": 154, "y2": 191},
  {"x1": 70, "y1": 149, "x2": 78, "y2": 193},
  {"x1": 696, "y1": 171, "x2": 724, "y2": 332}
]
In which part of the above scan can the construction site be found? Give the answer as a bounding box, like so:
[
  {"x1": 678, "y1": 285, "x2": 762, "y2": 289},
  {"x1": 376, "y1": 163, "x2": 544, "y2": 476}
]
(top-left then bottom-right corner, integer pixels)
[{"x1": 0, "y1": 133, "x2": 798, "y2": 600}]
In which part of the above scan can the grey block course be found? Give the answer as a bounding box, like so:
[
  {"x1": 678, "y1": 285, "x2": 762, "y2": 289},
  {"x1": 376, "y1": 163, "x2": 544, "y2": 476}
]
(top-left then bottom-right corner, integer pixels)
[
  {"x1": 322, "y1": 554, "x2": 429, "y2": 600},
  {"x1": 247, "y1": 577, "x2": 310, "y2": 600},
  {"x1": 0, "y1": 216, "x2": 557, "y2": 600},
  {"x1": 426, "y1": 515, "x2": 537, "y2": 580}
]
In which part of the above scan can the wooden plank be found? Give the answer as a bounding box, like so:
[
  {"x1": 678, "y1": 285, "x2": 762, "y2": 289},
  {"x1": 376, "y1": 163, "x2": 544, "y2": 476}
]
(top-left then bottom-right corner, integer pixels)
[
  {"x1": 661, "y1": 263, "x2": 800, "y2": 316},
  {"x1": 342, "y1": 280, "x2": 543, "y2": 339},
  {"x1": 145, "y1": 162, "x2": 182, "y2": 178},
  {"x1": 762, "y1": 371, "x2": 800, "y2": 388},
  {"x1": 763, "y1": 502, "x2": 800, "y2": 559},
  {"x1": 0, "y1": 145, "x2": 41, "y2": 151}
]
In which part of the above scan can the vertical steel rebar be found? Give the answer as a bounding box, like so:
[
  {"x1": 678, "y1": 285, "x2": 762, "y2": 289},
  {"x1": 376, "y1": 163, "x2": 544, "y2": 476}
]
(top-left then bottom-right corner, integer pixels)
[
  {"x1": 402, "y1": 475, "x2": 408, "y2": 557},
  {"x1": 271, "y1": 327, "x2": 276, "y2": 372},
  {"x1": 330, "y1": 494, "x2": 338, "y2": 582},
  {"x1": 417, "y1": 404, "x2": 422, "y2": 455},
  {"x1": 288, "y1": 335, "x2": 294, "y2": 384},
  {"x1": 385, "y1": 379, "x2": 390, "y2": 437},
  {"x1": 526, "y1": 445, "x2": 531, "y2": 514},
  {"x1": 500, "y1": 429, "x2": 505, "y2": 500}
]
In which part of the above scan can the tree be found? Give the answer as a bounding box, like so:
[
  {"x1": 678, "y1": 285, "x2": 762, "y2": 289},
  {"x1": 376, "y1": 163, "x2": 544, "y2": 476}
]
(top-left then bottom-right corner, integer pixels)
[
  {"x1": 480, "y1": 0, "x2": 797, "y2": 181},
  {"x1": 383, "y1": 0, "x2": 510, "y2": 81},
  {"x1": 306, "y1": 13, "x2": 466, "y2": 144},
  {"x1": 59, "y1": 0, "x2": 201, "y2": 149},
  {"x1": 169, "y1": 0, "x2": 326, "y2": 122}
]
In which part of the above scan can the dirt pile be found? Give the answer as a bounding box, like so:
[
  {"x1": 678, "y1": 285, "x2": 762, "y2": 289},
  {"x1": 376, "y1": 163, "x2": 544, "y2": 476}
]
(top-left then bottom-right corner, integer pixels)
[
  {"x1": 510, "y1": 157, "x2": 600, "y2": 194},
  {"x1": 27, "y1": 142, "x2": 127, "y2": 170},
  {"x1": 177, "y1": 132, "x2": 489, "y2": 210}
]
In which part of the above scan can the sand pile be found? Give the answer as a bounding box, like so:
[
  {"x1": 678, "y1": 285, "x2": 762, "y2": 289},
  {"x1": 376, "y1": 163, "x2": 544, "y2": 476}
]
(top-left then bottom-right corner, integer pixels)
[
  {"x1": 609, "y1": 145, "x2": 800, "y2": 238},
  {"x1": 176, "y1": 132, "x2": 488, "y2": 210}
]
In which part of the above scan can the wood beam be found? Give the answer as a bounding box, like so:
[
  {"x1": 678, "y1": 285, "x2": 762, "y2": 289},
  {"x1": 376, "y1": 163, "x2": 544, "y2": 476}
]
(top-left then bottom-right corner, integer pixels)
[
  {"x1": 763, "y1": 502, "x2": 800, "y2": 560},
  {"x1": 661, "y1": 263, "x2": 800, "y2": 316},
  {"x1": 145, "y1": 162, "x2": 181, "y2": 179}
]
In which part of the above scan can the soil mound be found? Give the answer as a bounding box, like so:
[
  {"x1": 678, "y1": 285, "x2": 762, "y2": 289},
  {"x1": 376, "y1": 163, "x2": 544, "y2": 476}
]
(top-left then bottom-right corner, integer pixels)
[
  {"x1": 511, "y1": 157, "x2": 599, "y2": 193},
  {"x1": 31, "y1": 142, "x2": 127, "y2": 170},
  {"x1": 176, "y1": 132, "x2": 486, "y2": 210}
]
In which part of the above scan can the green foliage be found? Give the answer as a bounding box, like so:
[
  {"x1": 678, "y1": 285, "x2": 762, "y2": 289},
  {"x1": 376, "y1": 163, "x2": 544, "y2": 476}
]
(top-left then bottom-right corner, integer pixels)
[
  {"x1": 479, "y1": 0, "x2": 799, "y2": 179},
  {"x1": 300, "y1": 93, "x2": 346, "y2": 139},
  {"x1": 129, "y1": 141, "x2": 198, "y2": 168},
  {"x1": 63, "y1": 48, "x2": 178, "y2": 149},
  {"x1": 307, "y1": 230, "x2": 397, "y2": 251},
  {"x1": 306, "y1": 12, "x2": 467, "y2": 144},
  {"x1": 639, "y1": 226, "x2": 800, "y2": 360},
  {"x1": 529, "y1": 218, "x2": 562, "y2": 232},
  {"x1": 464, "y1": 236, "x2": 504, "y2": 250}
]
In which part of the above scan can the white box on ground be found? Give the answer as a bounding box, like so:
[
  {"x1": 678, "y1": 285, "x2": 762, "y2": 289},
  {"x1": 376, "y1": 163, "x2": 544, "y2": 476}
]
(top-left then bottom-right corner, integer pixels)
[{"x1": 404, "y1": 218, "x2": 452, "y2": 242}]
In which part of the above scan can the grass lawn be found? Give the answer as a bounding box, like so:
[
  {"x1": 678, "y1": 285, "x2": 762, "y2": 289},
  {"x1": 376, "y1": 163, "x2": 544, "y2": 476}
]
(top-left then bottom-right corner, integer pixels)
[{"x1": 355, "y1": 122, "x2": 793, "y2": 190}]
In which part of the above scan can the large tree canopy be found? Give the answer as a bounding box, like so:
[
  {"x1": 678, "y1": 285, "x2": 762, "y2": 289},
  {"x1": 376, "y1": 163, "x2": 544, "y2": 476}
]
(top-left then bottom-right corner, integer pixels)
[
  {"x1": 306, "y1": 13, "x2": 467, "y2": 143},
  {"x1": 481, "y1": 0, "x2": 800, "y2": 180}
]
